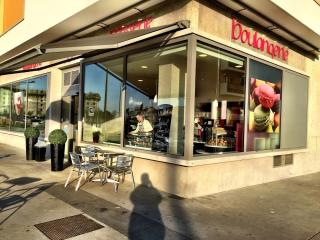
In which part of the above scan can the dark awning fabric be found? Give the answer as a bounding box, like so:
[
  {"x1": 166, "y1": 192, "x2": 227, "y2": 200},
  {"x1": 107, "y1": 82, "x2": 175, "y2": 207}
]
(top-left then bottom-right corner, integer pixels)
[{"x1": 0, "y1": 20, "x2": 189, "y2": 74}]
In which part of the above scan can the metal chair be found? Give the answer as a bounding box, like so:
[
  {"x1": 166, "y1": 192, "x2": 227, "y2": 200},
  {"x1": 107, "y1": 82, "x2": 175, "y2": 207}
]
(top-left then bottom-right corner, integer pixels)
[
  {"x1": 65, "y1": 152, "x2": 103, "y2": 191},
  {"x1": 82, "y1": 146, "x2": 102, "y2": 163},
  {"x1": 107, "y1": 154, "x2": 135, "y2": 192}
]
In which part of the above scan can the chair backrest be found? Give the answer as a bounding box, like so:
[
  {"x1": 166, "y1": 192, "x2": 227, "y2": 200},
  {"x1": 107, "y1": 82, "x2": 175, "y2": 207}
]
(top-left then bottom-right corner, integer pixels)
[
  {"x1": 85, "y1": 146, "x2": 101, "y2": 152},
  {"x1": 116, "y1": 155, "x2": 134, "y2": 168},
  {"x1": 81, "y1": 150, "x2": 95, "y2": 163},
  {"x1": 69, "y1": 152, "x2": 81, "y2": 166}
]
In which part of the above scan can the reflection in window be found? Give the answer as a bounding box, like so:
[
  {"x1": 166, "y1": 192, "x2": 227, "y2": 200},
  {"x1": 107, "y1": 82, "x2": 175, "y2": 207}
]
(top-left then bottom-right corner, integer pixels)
[
  {"x1": 125, "y1": 44, "x2": 187, "y2": 155},
  {"x1": 0, "y1": 85, "x2": 11, "y2": 130},
  {"x1": 11, "y1": 81, "x2": 27, "y2": 132},
  {"x1": 194, "y1": 44, "x2": 246, "y2": 155},
  {"x1": 0, "y1": 75, "x2": 47, "y2": 134},
  {"x1": 83, "y1": 58, "x2": 123, "y2": 144},
  {"x1": 247, "y1": 60, "x2": 282, "y2": 151},
  {"x1": 26, "y1": 76, "x2": 47, "y2": 135}
]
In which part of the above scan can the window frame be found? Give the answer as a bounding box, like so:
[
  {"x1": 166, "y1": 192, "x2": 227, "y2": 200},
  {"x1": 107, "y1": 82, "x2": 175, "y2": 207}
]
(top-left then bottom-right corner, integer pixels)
[
  {"x1": 80, "y1": 35, "x2": 190, "y2": 159},
  {"x1": 82, "y1": 58, "x2": 124, "y2": 146},
  {"x1": 0, "y1": 73, "x2": 49, "y2": 135},
  {"x1": 193, "y1": 42, "x2": 248, "y2": 156},
  {"x1": 79, "y1": 33, "x2": 309, "y2": 160}
]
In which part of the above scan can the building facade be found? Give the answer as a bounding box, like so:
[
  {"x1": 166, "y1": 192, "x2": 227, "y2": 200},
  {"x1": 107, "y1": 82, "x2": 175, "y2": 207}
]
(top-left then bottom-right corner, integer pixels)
[{"x1": 0, "y1": 0, "x2": 320, "y2": 198}]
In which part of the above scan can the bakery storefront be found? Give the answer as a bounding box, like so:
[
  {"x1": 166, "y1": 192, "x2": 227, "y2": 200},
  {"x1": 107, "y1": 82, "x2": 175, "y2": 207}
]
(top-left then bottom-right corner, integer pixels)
[
  {"x1": 0, "y1": 1, "x2": 317, "y2": 198},
  {"x1": 74, "y1": 1, "x2": 313, "y2": 198}
]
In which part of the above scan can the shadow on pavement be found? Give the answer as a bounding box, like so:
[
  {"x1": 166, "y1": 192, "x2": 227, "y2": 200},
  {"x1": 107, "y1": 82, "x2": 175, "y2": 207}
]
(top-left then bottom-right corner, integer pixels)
[
  {"x1": 0, "y1": 154, "x2": 15, "y2": 159},
  {"x1": 0, "y1": 175, "x2": 55, "y2": 225},
  {"x1": 128, "y1": 173, "x2": 165, "y2": 240},
  {"x1": 47, "y1": 182, "x2": 193, "y2": 239},
  {"x1": 5, "y1": 177, "x2": 41, "y2": 186}
]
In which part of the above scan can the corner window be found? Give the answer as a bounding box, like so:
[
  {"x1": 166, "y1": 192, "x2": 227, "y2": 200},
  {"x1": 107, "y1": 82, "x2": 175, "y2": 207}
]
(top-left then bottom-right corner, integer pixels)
[
  {"x1": 83, "y1": 58, "x2": 123, "y2": 144},
  {"x1": 194, "y1": 44, "x2": 246, "y2": 155},
  {"x1": 125, "y1": 44, "x2": 187, "y2": 155}
]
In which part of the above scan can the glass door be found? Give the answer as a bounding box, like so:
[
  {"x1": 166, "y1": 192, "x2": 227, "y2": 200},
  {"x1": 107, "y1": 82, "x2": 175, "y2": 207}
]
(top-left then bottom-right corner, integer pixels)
[{"x1": 61, "y1": 95, "x2": 79, "y2": 161}]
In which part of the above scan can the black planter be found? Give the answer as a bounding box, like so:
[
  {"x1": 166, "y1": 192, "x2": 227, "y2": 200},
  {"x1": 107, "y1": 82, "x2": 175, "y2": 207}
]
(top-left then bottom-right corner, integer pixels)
[
  {"x1": 35, "y1": 147, "x2": 46, "y2": 161},
  {"x1": 25, "y1": 137, "x2": 37, "y2": 160},
  {"x1": 50, "y1": 144, "x2": 65, "y2": 171},
  {"x1": 92, "y1": 135, "x2": 99, "y2": 143}
]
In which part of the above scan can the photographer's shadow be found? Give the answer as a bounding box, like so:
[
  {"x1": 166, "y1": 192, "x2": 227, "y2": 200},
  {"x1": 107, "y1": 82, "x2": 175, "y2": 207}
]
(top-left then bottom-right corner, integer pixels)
[{"x1": 128, "y1": 173, "x2": 164, "y2": 240}]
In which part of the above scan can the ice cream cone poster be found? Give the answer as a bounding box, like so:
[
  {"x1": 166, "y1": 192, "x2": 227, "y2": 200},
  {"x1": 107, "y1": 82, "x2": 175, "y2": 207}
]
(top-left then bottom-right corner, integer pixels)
[
  {"x1": 248, "y1": 77, "x2": 281, "y2": 151},
  {"x1": 13, "y1": 92, "x2": 24, "y2": 116}
]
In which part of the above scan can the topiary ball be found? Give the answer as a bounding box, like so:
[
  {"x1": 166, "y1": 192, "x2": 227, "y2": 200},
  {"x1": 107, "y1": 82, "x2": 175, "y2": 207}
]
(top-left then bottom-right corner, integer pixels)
[
  {"x1": 48, "y1": 129, "x2": 67, "y2": 145},
  {"x1": 24, "y1": 127, "x2": 40, "y2": 138}
]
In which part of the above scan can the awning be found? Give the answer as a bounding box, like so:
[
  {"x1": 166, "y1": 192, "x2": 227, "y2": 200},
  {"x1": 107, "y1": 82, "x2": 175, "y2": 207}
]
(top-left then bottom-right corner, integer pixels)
[{"x1": 0, "y1": 20, "x2": 189, "y2": 75}]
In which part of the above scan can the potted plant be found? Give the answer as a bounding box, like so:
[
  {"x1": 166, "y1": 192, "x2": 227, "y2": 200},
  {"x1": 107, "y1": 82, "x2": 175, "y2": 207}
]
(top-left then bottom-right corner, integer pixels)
[
  {"x1": 92, "y1": 131, "x2": 100, "y2": 143},
  {"x1": 24, "y1": 127, "x2": 40, "y2": 160},
  {"x1": 48, "y1": 129, "x2": 67, "y2": 171}
]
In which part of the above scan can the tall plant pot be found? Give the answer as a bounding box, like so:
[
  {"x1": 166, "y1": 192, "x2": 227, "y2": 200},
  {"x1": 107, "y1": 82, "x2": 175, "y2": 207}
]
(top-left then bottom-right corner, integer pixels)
[
  {"x1": 50, "y1": 144, "x2": 65, "y2": 171},
  {"x1": 25, "y1": 137, "x2": 37, "y2": 160}
]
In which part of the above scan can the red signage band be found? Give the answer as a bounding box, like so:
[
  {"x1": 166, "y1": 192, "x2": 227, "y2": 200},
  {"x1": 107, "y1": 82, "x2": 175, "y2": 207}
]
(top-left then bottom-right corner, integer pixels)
[
  {"x1": 231, "y1": 18, "x2": 289, "y2": 61},
  {"x1": 109, "y1": 17, "x2": 153, "y2": 34},
  {"x1": 22, "y1": 63, "x2": 41, "y2": 70}
]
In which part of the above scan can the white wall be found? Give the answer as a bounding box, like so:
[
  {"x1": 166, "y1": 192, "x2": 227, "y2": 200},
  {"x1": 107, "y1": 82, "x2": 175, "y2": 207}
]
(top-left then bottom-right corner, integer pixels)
[
  {"x1": 0, "y1": 0, "x2": 99, "y2": 56},
  {"x1": 271, "y1": 0, "x2": 320, "y2": 35}
]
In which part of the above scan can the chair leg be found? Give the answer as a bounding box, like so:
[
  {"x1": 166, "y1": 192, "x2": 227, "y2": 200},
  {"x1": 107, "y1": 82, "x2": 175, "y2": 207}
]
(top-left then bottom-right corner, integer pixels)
[
  {"x1": 112, "y1": 174, "x2": 119, "y2": 192},
  {"x1": 65, "y1": 168, "x2": 74, "y2": 188},
  {"x1": 76, "y1": 171, "x2": 84, "y2": 191},
  {"x1": 131, "y1": 171, "x2": 135, "y2": 188},
  {"x1": 122, "y1": 173, "x2": 125, "y2": 183},
  {"x1": 98, "y1": 167, "x2": 103, "y2": 185}
]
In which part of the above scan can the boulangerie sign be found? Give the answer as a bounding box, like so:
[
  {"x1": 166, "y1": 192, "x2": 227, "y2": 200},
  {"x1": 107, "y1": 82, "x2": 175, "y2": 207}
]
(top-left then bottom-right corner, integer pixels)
[
  {"x1": 231, "y1": 18, "x2": 289, "y2": 62},
  {"x1": 109, "y1": 17, "x2": 153, "y2": 34}
]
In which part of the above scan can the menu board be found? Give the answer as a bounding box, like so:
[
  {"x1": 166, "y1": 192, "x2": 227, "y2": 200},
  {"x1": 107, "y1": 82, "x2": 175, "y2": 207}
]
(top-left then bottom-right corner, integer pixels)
[{"x1": 152, "y1": 104, "x2": 172, "y2": 152}]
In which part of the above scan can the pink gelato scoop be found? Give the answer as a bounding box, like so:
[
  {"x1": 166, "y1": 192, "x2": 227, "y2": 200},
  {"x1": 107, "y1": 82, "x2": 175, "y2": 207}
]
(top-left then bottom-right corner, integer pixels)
[{"x1": 258, "y1": 84, "x2": 275, "y2": 109}]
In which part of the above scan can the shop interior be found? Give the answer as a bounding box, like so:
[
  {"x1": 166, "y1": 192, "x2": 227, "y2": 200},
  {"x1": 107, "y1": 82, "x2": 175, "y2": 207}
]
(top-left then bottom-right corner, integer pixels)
[
  {"x1": 124, "y1": 44, "x2": 187, "y2": 155},
  {"x1": 193, "y1": 45, "x2": 246, "y2": 155}
]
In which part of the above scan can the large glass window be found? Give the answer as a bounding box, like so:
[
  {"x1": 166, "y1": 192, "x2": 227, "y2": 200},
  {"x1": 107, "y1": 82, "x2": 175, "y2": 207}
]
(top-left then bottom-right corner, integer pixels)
[
  {"x1": 11, "y1": 81, "x2": 27, "y2": 132},
  {"x1": 194, "y1": 44, "x2": 246, "y2": 155},
  {"x1": 26, "y1": 76, "x2": 48, "y2": 135},
  {"x1": 0, "y1": 85, "x2": 11, "y2": 130},
  {"x1": 125, "y1": 44, "x2": 187, "y2": 155},
  {"x1": 80, "y1": 37, "x2": 308, "y2": 157},
  {"x1": 0, "y1": 75, "x2": 47, "y2": 134},
  {"x1": 83, "y1": 58, "x2": 123, "y2": 144},
  {"x1": 247, "y1": 60, "x2": 282, "y2": 151}
]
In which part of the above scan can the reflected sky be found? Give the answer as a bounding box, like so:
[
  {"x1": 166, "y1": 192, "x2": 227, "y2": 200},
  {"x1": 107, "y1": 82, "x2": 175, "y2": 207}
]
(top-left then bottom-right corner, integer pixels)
[
  {"x1": 84, "y1": 64, "x2": 106, "y2": 111},
  {"x1": 28, "y1": 76, "x2": 47, "y2": 90},
  {"x1": 84, "y1": 63, "x2": 122, "y2": 113}
]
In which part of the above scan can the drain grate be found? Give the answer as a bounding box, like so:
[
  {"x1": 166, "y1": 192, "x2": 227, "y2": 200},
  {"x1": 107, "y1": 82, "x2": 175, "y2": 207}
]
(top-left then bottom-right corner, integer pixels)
[
  {"x1": 308, "y1": 232, "x2": 320, "y2": 240},
  {"x1": 35, "y1": 214, "x2": 103, "y2": 240}
]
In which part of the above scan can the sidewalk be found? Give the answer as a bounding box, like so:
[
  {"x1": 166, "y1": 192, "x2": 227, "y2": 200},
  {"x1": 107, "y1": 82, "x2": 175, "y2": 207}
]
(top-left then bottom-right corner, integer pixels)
[{"x1": 1, "y1": 143, "x2": 320, "y2": 240}]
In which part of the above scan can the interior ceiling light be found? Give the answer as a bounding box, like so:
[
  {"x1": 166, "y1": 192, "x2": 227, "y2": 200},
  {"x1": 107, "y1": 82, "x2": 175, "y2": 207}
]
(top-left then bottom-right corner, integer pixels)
[
  {"x1": 141, "y1": 65, "x2": 148, "y2": 69},
  {"x1": 138, "y1": 79, "x2": 143, "y2": 82},
  {"x1": 235, "y1": 65, "x2": 243, "y2": 68},
  {"x1": 199, "y1": 54, "x2": 207, "y2": 57}
]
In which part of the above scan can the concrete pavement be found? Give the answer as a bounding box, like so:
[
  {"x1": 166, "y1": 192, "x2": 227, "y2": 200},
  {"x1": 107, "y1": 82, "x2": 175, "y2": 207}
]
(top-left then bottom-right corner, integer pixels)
[{"x1": 0, "y1": 143, "x2": 320, "y2": 239}]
